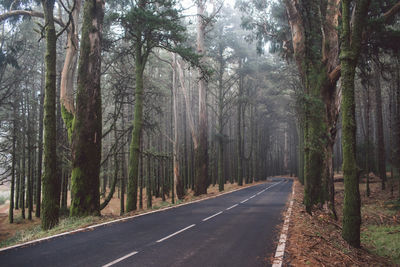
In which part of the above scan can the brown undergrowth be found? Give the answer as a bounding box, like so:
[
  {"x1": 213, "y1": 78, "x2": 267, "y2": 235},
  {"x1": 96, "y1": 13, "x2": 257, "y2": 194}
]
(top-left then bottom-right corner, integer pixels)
[{"x1": 285, "y1": 174, "x2": 399, "y2": 266}]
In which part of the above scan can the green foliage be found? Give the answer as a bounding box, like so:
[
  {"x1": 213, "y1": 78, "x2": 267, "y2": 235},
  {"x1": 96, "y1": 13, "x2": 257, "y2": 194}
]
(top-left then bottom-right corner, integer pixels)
[
  {"x1": 0, "y1": 43, "x2": 21, "y2": 69},
  {"x1": 361, "y1": 225, "x2": 400, "y2": 264},
  {"x1": 236, "y1": 0, "x2": 290, "y2": 55},
  {"x1": 120, "y1": 0, "x2": 203, "y2": 71}
]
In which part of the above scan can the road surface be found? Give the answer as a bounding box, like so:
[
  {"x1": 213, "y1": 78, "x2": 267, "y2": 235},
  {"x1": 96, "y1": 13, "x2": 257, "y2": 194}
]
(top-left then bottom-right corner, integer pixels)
[{"x1": 0, "y1": 178, "x2": 292, "y2": 267}]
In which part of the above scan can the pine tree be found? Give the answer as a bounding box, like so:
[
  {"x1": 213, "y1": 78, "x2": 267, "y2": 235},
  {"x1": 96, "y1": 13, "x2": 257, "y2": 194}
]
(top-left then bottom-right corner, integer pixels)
[
  {"x1": 123, "y1": 0, "x2": 200, "y2": 211},
  {"x1": 40, "y1": 0, "x2": 60, "y2": 229}
]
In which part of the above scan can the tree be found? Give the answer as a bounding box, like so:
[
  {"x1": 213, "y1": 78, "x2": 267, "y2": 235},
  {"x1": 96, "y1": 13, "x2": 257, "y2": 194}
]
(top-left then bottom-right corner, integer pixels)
[
  {"x1": 69, "y1": 0, "x2": 104, "y2": 216},
  {"x1": 40, "y1": 0, "x2": 60, "y2": 229},
  {"x1": 193, "y1": 0, "x2": 211, "y2": 196},
  {"x1": 208, "y1": 10, "x2": 238, "y2": 191},
  {"x1": 8, "y1": 97, "x2": 17, "y2": 223},
  {"x1": 339, "y1": 0, "x2": 371, "y2": 248},
  {"x1": 36, "y1": 76, "x2": 44, "y2": 218},
  {"x1": 239, "y1": 0, "x2": 341, "y2": 214},
  {"x1": 123, "y1": 0, "x2": 199, "y2": 211},
  {"x1": 171, "y1": 53, "x2": 184, "y2": 199},
  {"x1": 372, "y1": 60, "x2": 387, "y2": 190}
]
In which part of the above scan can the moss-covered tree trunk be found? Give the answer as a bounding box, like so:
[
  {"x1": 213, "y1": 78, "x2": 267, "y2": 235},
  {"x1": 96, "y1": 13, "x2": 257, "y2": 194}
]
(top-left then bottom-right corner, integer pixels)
[
  {"x1": 70, "y1": 0, "x2": 104, "y2": 216},
  {"x1": 300, "y1": 0, "x2": 327, "y2": 212},
  {"x1": 340, "y1": 51, "x2": 361, "y2": 248},
  {"x1": 340, "y1": 0, "x2": 370, "y2": 248},
  {"x1": 40, "y1": 0, "x2": 60, "y2": 229},
  {"x1": 126, "y1": 44, "x2": 145, "y2": 212},
  {"x1": 284, "y1": 0, "x2": 341, "y2": 214}
]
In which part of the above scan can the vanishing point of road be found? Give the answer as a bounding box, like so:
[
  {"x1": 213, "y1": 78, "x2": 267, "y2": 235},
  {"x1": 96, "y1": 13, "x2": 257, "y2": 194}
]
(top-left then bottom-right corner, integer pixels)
[{"x1": 0, "y1": 178, "x2": 293, "y2": 267}]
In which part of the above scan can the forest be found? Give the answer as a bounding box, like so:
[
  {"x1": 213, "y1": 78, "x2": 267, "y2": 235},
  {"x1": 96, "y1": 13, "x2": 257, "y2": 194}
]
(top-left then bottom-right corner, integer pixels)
[{"x1": 0, "y1": 0, "x2": 399, "y2": 264}]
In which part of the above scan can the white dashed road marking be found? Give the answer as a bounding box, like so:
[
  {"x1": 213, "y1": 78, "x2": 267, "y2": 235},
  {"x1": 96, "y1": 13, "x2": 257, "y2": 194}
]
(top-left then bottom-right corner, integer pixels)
[
  {"x1": 226, "y1": 204, "x2": 238, "y2": 210},
  {"x1": 156, "y1": 224, "x2": 196, "y2": 243},
  {"x1": 102, "y1": 251, "x2": 139, "y2": 267},
  {"x1": 101, "y1": 179, "x2": 287, "y2": 267}
]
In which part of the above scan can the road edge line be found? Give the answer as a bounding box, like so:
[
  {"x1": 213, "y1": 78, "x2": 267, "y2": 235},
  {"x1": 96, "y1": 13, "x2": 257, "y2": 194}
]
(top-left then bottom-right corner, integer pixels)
[
  {"x1": 272, "y1": 180, "x2": 295, "y2": 267},
  {"x1": 0, "y1": 178, "x2": 280, "y2": 253}
]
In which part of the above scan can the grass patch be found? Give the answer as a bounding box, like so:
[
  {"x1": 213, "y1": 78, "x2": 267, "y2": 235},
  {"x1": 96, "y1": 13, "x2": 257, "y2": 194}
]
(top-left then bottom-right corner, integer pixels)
[
  {"x1": 361, "y1": 225, "x2": 400, "y2": 264},
  {"x1": 0, "y1": 216, "x2": 100, "y2": 248}
]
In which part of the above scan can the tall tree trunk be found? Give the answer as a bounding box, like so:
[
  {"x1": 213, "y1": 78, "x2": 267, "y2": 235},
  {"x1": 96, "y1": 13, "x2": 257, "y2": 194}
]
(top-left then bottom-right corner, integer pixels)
[
  {"x1": 15, "y1": 135, "x2": 20, "y2": 210},
  {"x1": 396, "y1": 56, "x2": 400, "y2": 201},
  {"x1": 183, "y1": 97, "x2": 189, "y2": 191},
  {"x1": 340, "y1": 0, "x2": 370, "y2": 248},
  {"x1": 20, "y1": 133, "x2": 25, "y2": 220},
  {"x1": 217, "y1": 57, "x2": 224, "y2": 191},
  {"x1": 388, "y1": 84, "x2": 394, "y2": 196},
  {"x1": 9, "y1": 101, "x2": 17, "y2": 223},
  {"x1": 60, "y1": 0, "x2": 81, "y2": 138},
  {"x1": 170, "y1": 89, "x2": 175, "y2": 204},
  {"x1": 297, "y1": 123, "x2": 305, "y2": 185},
  {"x1": 27, "y1": 92, "x2": 33, "y2": 220},
  {"x1": 237, "y1": 61, "x2": 243, "y2": 186},
  {"x1": 286, "y1": 0, "x2": 325, "y2": 213},
  {"x1": 373, "y1": 61, "x2": 387, "y2": 190},
  {"x1": 41, "y1": 0, "x2": 59, "y2": 229},
  {"x1": 36, "y1": 69, "x2": 44, "y2": 218},
  {"x1": 120, "y1": 111, "x2": 127, "y2": 215},
  {"x1": 284, "y1": 128, "x2": 289, "y2": 173},
  {"x1": 70, "y1": 0, "x2": 104, "y2": 216},
  {"x1": 146, "y1": 134, "x2": 152, "y2": 208},
  {"x1": 172, "y1": 54, "x2": 184, "y2": 199},
  {"x1": 365, "y1": 80, "x2": 371, "y2": 196},
  {"x1": 139, "y1": 141, "x2": 144, "y2": 209},
  {"x1": 100, "y1": 121, "x2": 119, "y2": 210},
  {"x1": 194, "y1": 0, "x2": 209, "y2": 196},
  {"x1": 61, "y1": 172, "x2": 68, "y2": 209},
  {"x1": 284, "y1": 0, "x2": 341, "y2": 214},
  {"x1": 127, "y1": 43, "x2": 146, "y2": 212}
]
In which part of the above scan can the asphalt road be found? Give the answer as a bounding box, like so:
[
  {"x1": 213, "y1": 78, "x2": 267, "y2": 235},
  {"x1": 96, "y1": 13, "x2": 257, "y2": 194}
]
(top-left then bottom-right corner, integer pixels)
[{"x1": 0, "y1": 178, "x2": 292, "y2": 267}]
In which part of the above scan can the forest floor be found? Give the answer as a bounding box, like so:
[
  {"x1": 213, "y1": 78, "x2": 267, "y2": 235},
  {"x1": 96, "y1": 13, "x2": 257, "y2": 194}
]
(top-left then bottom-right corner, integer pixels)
[
  {"x1": 0, "y1": 180, "x2": 267, "y2": 248},
  {"x1": 286, "y1": 173, "x2": 400, "y2": 266}
]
